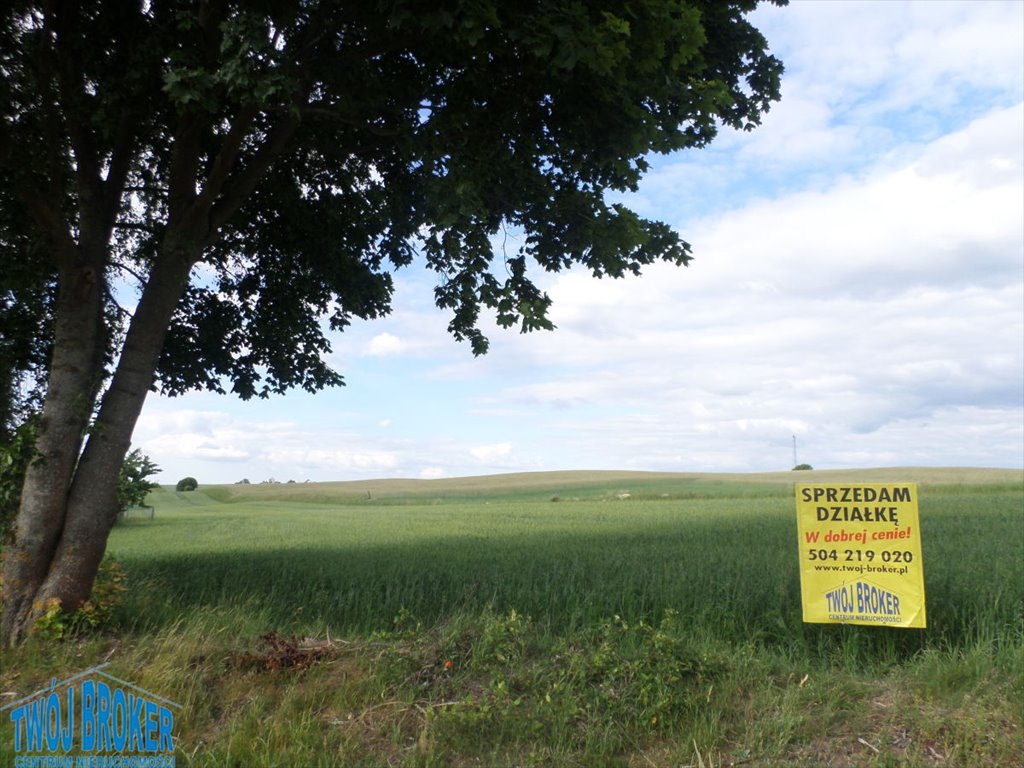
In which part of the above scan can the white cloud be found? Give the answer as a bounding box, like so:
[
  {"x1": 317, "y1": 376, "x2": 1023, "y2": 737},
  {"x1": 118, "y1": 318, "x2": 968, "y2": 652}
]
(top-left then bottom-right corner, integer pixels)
[
  {"x1": 193, "y1": 444, "x2": 250, "y2": 461},
  {"x1": 469, "y1": 442, "x2": 514, "y2": 464},
  {"x1": 754, "y1": 1, "x2": 1023, "y2": 115},
  {"x1": 264, "y1": 447, "x2": 399, "y2": 472},
  {"x1": 633, "y1": 1, "x2": 1024, "y2": 217},
  {"x1": 548, "y1": 104, "x2": 1023, "y2": 323},
  {"x1": 135, "y1": 405, "x2": 402, "y2": 481},
  {"x1": 365, "y1": 332, "x2": 406, "y2": 356}
]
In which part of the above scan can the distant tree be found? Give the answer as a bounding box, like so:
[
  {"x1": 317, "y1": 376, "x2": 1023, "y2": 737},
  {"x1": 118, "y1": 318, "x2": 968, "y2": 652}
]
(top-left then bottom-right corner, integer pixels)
[
  {"x1": 117, "y1": 449, "x2": 161, "y2": 514},
  {"x1": 175, "y1": 477, "x2": 199, "y2": 492},
  {"x1": 1, "y1": 0, "x2": 784, "y2": 643},
  {"x1": 792, "y1": 464, "x2": 813, "y2": 471}
]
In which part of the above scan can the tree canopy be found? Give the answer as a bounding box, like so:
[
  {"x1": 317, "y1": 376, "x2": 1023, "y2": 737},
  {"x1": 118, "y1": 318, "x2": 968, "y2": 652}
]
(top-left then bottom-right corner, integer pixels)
[{"x1": 0, "y1": 0, "x2": 784, "y2": 643}]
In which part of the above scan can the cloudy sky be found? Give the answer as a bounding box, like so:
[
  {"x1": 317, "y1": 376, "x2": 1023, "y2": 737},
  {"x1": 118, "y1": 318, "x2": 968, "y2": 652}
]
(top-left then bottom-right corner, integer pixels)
[{"x1": 135, "y1": 0, "x2": 1024, "y2": 484}]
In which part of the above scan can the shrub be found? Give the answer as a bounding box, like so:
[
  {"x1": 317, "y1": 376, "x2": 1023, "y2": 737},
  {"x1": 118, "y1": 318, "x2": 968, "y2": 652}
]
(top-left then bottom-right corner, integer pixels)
[
  {"x1": 117, "y1": 448, "x2": 160, "y2": 515},
  {"x1": 792, "y1": 464, "x2": 813, "y2": 471},
  {"x1": 176, "y1": 476, "x2": 198, "y2": 492},
  {"x1": 32, "y1": 558, "x2": 128, "y2": 640}
]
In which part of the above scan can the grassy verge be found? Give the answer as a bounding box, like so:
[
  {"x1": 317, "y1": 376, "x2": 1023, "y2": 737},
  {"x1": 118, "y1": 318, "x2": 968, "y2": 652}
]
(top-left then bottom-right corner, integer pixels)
[{"x1": 1, "y1": 469, "x2": 1021, "y2": 766}]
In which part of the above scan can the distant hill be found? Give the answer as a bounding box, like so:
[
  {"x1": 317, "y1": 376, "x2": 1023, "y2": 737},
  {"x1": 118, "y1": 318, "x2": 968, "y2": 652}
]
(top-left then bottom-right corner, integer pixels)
[{"x1": 176, "y1": 467, "x2": 1023, "y2": 506}]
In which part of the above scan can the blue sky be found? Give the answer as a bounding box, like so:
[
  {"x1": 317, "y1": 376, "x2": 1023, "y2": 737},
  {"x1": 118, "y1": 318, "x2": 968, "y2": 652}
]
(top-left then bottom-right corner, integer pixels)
[{"x1": 135, "y1": 0, "x2": 1024, "y2": 484}]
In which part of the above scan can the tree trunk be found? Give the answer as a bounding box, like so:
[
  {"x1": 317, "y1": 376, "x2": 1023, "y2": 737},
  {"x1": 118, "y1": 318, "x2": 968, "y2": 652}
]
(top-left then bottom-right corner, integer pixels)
[
  {"x1": 35, "y1": 251, "x2": 196, "y2": 618},
  {"x1": 1, "y1": 246, "x2": 196, "y2": 646},
  {"x1": 1, "y1": 255, "x2": 107, "y2": 644}
]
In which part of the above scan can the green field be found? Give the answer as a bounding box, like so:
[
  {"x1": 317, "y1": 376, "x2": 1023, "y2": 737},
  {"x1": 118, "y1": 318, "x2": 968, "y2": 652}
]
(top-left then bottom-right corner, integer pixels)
[{"x1": 2, "y1": 468, "x2": 1022, "y2": 766}]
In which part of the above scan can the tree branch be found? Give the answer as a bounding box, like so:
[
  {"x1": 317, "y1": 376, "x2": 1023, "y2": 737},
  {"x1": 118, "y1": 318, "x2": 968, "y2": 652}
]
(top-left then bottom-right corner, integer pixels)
[
  {"x1": 113, "y1": 221, "x2": 159, "y2": 234},
  {"x1": 0, "y1": 111, "x2": 75, "y2": 262},
  {"x1": 111, "y1": 259, "x2": 148, "y2": 285},
  {"x1": 166, "y1": 113, "x2": 206, "y2": 230},
  {"x1": 123, "y1": 184, "x2": 169, "y2": 196},
  {"x1": 103, "y1": 284, "x2": 131, "y2": 319},
  {"x1": 204, "y1": 111, "x2": 303, "y2": 244},
  {"x1": 300, "y1": 103, "x2": 403, "y2": 137},
  {"x1": 195, "y1": 104, "x2": 260, "y2": 209},
  {"x1": 19, "y1": 186, "x2": 78, "y2": 261},
  {"x1": 48, "y1": 6, "x2": 102, "y2": 199},
  {"x1": 101, "y1": 112, "x2": 140, "y2": 236},
  {"x1": 44, "y1": 4, "x2": 138, "y2": 254}
]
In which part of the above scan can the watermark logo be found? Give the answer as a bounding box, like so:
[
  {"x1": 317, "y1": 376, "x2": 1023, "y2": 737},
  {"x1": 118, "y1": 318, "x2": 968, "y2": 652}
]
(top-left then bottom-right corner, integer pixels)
[{"x1": 2, "y1": 663, "x2": 178, "y2": 767}]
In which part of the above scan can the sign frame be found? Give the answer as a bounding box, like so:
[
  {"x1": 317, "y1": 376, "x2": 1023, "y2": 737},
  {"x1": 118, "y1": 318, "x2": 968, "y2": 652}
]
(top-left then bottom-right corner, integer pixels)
[{"x1": 795, "y1": 482, "x2": 926, "y2": 628}]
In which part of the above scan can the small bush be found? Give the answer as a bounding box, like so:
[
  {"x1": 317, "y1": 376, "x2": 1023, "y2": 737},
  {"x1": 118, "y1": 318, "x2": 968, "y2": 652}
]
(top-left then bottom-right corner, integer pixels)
[
  {"x1": 32, "y1": 558, "x2": 128, "y2": 640},
  {"x1": 176, "y1": 476, "x2": 198, "y2": 492},
  {"x1": 118, "y1": 448, "x2": 160, "y2": 515}
]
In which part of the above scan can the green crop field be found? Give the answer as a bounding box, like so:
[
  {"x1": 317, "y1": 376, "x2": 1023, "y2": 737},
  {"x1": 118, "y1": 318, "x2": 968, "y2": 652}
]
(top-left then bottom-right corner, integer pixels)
[{"x1": 2, "y1": 468, "x2": 1022, "y2": 767}]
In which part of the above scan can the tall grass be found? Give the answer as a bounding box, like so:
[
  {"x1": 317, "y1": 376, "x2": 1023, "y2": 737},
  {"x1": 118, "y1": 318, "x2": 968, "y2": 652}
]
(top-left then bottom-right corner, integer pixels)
[
  {"x1": 4, "y1": 470, "x2": 1021, "y2": 767},
  {"x1": 109, "y1": 475, "x2": 1023, "y2": 669}
]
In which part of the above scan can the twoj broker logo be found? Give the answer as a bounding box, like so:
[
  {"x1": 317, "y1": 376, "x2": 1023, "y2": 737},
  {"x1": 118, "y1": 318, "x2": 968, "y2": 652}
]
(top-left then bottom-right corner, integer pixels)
[
  {"x1": 2, "y1": 663, "x2": 179, "y2": 767},
  {"x1": 822, "y1": 578, "x2": 905, "y2": 625}
]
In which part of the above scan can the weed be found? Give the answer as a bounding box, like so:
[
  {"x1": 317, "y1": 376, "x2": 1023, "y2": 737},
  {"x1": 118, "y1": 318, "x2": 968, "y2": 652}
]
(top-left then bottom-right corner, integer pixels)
[{"x1": 31, "y1": 558, "x2": 128, "y2": 639}]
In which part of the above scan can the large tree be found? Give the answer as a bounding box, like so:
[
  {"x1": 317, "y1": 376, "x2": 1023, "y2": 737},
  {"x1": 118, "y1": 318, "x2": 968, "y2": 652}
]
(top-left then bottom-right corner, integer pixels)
[{"x1": 0, "y1": 0, "x2": 784, "y2": 644}]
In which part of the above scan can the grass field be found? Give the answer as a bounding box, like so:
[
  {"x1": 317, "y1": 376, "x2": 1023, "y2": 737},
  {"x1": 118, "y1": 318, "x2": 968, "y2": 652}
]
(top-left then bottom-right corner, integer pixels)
[{"x1": 2, "y1": 468, "x2": 1021, "y2": 766}]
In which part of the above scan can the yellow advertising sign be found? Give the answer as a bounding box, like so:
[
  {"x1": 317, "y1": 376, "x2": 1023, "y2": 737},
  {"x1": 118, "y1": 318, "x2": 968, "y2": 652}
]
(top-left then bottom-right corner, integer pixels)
[{"x1": 795, "y1": 483, "x2": 926, "y2": 628}]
